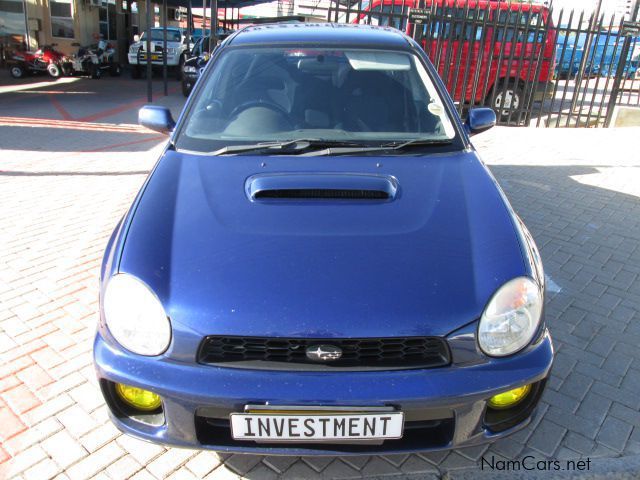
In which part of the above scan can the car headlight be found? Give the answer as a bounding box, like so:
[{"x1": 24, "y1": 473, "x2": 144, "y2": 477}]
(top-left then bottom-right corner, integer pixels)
[
  {"x1": 478, "y1": 277, "x2": 542, "y2": 357},
  {"x1": 103, "y1": 274, "x2": 171, "y2": 356},
  {"x1": 183, "y1": 65, "x2": 196, "y2": 73}
]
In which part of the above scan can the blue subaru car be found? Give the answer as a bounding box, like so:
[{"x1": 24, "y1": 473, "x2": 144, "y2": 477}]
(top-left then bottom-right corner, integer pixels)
[{"x1": 94, "y1": 23, "x2": 553, "y2": 455}]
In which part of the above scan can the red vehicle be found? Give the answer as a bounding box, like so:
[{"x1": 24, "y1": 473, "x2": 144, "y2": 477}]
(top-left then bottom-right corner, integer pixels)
[
  {"x1": 8, "y1": 44, "x2": 68, "y2": 79},
  {"x1": 352, "y1": 0, "x2": 556, "y2": 118}
]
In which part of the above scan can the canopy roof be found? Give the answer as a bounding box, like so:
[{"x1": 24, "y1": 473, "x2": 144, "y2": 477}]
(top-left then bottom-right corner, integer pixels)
[{"x1": 164, "y1": 0, "x2": 275, "y2": 8}]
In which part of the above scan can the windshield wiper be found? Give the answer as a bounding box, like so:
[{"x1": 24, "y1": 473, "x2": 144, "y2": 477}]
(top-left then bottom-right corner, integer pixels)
[
  {"x1": 207, "y1": 139, "x2": 364, "y2": 156},
  {"x1": 298, "y1": 138, "x2": 453, "y2": 157},
  {"x1": 208, "y1": 139, "x2": 314, "y2": 156},
  {"x1": 194, "y1": 138, "x2": 452, "y2": 156}
]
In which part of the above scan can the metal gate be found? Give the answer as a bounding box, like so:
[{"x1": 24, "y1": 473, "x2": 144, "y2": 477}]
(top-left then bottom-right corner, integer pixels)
[{"x1": 327, "y1": 0, "x2": 640, "y2": 127}]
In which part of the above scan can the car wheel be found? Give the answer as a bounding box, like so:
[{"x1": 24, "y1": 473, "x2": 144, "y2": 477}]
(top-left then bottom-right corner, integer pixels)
[
  {"x1": 9, "y1": 65, "x2": 25, "y2": 79},
  {"x1": 110, "y1": 63, "x2": 122, "y2": 77},
  {"x1": 181, "y1": 80, "x2": 191, "y2": 97},
  {"x1": 131, "y1": 65, "x2": 141, "y2": 79},
  {"x1": 490, "y1": 82, "x2": 525, "y2": 123},
  {"x1": 47, "y1": 63, "x2": 62, "y2": 78}
]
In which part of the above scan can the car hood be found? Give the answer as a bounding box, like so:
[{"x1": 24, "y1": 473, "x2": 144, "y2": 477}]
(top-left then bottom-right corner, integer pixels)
[{"x1": 119, "y1": 149, "x2": 527, "y2": 340}]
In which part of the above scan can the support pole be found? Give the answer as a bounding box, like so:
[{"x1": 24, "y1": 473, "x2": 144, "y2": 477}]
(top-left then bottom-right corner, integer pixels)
[
  {"x1": 572, "y1": 0, "x2": 603, "y2": 112},
  {"x1": 209, "y1": 0, "x2": 217, "y2": 52},
  {"x1": 604, "y1": 28, "x2": 634, "y2": 127},
  {"x1": 146, "y1": 0, "x2": 152, "y2": 102},
  {"x1": 163, "y1": 0, "x2": 168, "y2": 96},
  {"x1": 187, "y1": 0, "x2": 193, "y2": 55},
  {"x1": 202, "y1": 0, "x2": 207, "y2": 39}
]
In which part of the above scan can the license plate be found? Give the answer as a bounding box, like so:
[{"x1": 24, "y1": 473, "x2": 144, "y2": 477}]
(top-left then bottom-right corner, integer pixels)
[
  {"x1": 151, "y1": 54, "x2": 160, "y2": 61},
  {"x1": 230, "y1": 411, "x2": 404, "y2": 442}
]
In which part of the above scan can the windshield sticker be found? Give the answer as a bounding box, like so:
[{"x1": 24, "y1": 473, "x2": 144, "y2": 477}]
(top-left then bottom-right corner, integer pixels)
[{"x1": 345, "y1": 51, "x2": 411, "y2": 71}]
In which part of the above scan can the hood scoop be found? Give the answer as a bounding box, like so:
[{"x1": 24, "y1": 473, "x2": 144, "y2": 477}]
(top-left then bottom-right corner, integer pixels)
[{"x1": 246, "y1": 173, "x2": 398, "y2": 202}]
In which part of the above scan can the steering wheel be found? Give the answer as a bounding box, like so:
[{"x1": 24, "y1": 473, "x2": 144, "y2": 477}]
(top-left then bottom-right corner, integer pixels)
[{"x1": 229, "y1": 100, "x2": 292, "y2": 127}]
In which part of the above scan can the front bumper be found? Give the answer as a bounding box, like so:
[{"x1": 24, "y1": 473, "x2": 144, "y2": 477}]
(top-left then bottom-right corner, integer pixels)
[
  {"x1": 94, "y1": 330, "x2": 553, "y2": 455},
  {"x1": 128, "y1": 53, "x2": 179, "y2": 67}
]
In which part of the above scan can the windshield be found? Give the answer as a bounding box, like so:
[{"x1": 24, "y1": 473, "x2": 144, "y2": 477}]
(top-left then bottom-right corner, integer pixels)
[
  {"x1": 176, "y1": 47, "x2": 456, "y2": 153},
  {"x1": 140, "y1": 29, "x2": 182, "y2": 43}
]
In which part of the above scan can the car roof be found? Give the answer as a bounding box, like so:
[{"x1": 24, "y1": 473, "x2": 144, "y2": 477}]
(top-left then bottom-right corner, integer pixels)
[{"x1": 227, "y1": 23, "x2": 411, "y2": 49}]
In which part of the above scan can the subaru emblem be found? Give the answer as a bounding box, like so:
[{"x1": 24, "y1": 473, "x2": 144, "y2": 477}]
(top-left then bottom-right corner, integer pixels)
[{"x1": 306, "y1": 345, "x2": 342, "y2": 362}]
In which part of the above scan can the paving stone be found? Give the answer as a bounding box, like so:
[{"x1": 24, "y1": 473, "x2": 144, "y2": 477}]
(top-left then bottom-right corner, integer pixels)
[
  {"x1": 360, "y1": 456, "x2": 404, "y2": 477},
  {"x1": 261, "y1": 456, "x2": 299, "y2": 474},
  {"x1": 601, "y1": 350, "x2": 634, "y2": 375},
  {"x1": 105, "y1": 455, "x2": 142, "y2": 480},
  {"x1": 559, "y1": 371, "x2": 594, "y2": 401},
  {"x1": 564, "y1": 432, "x2": 596, "y2": 456},
  {"x1": 240, "y1": 464, "x2": 279, "y2": 480},
  {"x1": 317, "y1": 459, "x2": 361, "y2": 479},
  {"x1": 438, "y1": 451, "x2": 478, "y2": 470},
  {"x1": 64, "y1": 442, "x2": 124, "y2": 480},
  {"x1": 115, "y1": 435, "x2": 165, "y2": 466},
  {"x1": 610, "y1": 402, "x2": 640, "y2": 428},
  {"x1": 42, "y1": 430, "x2": 88, "y2": 469},
  {"x1": 0, "y1": 445, "x2": 47, "y2": 478},
  {"x1": 55, "y1": 405, "x2": 99, "y2": 439},
  {"x1": 184, "y1": 452, "x2": 223, "y2": 478},
  {"x1": 543, "y1": 388, "x2": 581, "y2": 413},
  {"x1": 400, "y1": 454, "x2": 439, "y2": 474},
  {"x1": 222, "y1": 455, "x2": 263, "y2": 476},
  {"x1": 417, "y1": 450, "x2": 449, "y2": 465},
  {"x1": 146, "y1": 449, "x2": 198, "y2": 479},
  {"x1": 277, "y1": 461, "x2": 321, "y2": 479},
  {"x1": 596, "y1": 416, "x2": 633, "y2": 452},
  {"x1": 575, "y1": 391, "x2": 611, "y2": 425},
  {"x1": 339, "y1": 456, "x2": 371, "y2": 471},
  {"x1": 23, "y1": 458, "x2": 63, "y2": 480},
  {"x1": 527, "y1": 419, "x2": 567, "y2": 457},
  {"x1": 300, "y1": 456, "x2": 335, "y2": 473}
]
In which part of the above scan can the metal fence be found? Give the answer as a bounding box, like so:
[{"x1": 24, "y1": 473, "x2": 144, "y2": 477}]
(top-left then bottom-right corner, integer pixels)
[{"x1": 327, "y1": 0, "x2": 640, "y2": 127}]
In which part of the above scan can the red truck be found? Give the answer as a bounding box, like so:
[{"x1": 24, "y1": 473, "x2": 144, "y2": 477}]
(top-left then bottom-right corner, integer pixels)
[{"x1": 352, "y1": 0, "x2": 556, "y2": 118}]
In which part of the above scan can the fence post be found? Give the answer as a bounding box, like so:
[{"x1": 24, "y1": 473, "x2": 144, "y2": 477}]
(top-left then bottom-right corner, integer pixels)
[{"x1": 604, "y1": 22, "x2": 638, "y2": 127}]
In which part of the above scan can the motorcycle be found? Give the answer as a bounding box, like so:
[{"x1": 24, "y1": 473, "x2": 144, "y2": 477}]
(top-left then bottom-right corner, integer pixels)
[
  {"x1": 8, "y1": 44, "x2": 68, "y2": 79},
  {"x1": 64, "y1": 40, "x2": 121, "y2": 79}
]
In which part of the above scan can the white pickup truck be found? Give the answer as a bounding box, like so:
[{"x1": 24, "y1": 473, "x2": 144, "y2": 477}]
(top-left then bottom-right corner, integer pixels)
[{"x1": 128, "y1": 27, "x2": 188, "y2": 79}]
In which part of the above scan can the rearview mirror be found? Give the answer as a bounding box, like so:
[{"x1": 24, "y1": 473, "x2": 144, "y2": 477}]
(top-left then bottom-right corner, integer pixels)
[
  {"x1": 465, "y1": 108, "x2": 496, "y2": 136},
  {"x1": 138, "y1": 106, "x2": 176, "y2": 135},
  {"x1": 133, "y1": 34, "x2": 140, "y2": 42}
]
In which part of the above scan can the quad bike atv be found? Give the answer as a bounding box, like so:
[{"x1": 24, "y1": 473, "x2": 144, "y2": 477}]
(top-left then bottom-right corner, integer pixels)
[
  {"x1": 8, "y1": 44, "x2": 68, "y2": 79},
  {"x1": 65, "y1": 40, "x2": 121, "y2": 79}
]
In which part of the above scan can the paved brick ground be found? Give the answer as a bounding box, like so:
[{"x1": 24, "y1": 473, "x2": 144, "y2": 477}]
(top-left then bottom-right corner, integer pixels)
[{"x1": 1, "y1": 76, "x2": 639, "y2": 479}]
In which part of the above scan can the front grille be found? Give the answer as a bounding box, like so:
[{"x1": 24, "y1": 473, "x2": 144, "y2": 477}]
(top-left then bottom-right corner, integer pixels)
[{"x1": 197, "y1": 336, "x2": 450, "y2": 370}]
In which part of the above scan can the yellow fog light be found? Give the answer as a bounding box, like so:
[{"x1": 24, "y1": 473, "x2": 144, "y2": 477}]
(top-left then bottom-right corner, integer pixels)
[
  {"x1": 488, "y1": 384, "x2": 532, "y2": 410},
  {"x1": 115, "y1": 383, "x2": 161, "y2": 411}
]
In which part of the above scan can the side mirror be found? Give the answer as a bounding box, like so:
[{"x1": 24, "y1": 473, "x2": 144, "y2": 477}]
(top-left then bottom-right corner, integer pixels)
[
  {"x1": 133, "y1": 34, "x2": 140, "y2": 42},
  {"x1": 138, "y1": 106, "x2": 176, "y2": 135},
  {"x1": 465, "y1": 107, "x2": 496, "y2": 136}
]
